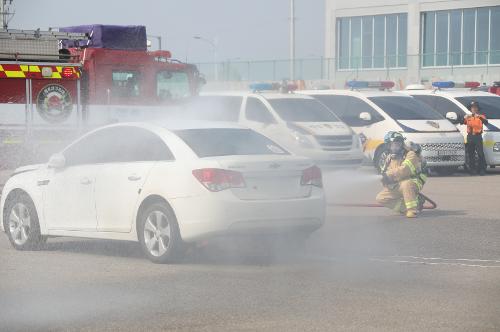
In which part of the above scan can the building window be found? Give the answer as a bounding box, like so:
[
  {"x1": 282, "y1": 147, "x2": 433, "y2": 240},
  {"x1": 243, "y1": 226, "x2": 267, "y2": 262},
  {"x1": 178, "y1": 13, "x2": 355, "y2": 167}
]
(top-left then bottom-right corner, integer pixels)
[
  {"x1": 421, "y1": 6, "x2": 500, "y2": 67},
  {"x1": 337, "y1": 13, "x2": 407, "y2": 70}
]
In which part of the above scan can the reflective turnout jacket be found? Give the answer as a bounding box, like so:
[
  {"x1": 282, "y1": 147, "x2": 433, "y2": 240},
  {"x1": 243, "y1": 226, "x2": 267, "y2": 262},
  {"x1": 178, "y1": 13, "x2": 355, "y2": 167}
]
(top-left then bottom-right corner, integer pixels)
[
  {"x1": 463, "y1": 114, "x2": 488, "y2": 135},
  {"x1": 385, "y1": 150, "x2": 427, "y2": 190}
]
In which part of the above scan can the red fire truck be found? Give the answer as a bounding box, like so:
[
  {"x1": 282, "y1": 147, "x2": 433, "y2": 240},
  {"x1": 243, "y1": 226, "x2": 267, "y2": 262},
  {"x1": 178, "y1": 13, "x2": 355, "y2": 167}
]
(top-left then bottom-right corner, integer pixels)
[{"x1": 0, "y1": 25, "x2": 205, "y2": 168}]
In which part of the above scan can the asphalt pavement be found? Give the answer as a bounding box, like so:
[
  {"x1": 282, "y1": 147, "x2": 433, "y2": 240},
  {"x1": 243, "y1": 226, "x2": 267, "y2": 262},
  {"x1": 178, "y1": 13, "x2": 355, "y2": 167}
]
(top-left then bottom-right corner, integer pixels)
[{"x1": 1, "y1": 167, "x2": 499, "y2": 331}]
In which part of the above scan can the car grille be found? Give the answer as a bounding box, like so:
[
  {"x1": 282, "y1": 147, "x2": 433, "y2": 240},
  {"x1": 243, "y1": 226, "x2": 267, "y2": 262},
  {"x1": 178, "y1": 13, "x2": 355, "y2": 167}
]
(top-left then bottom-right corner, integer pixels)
[
  {"x1": 420, "y1": 143, "x2": 465, "y2": 151},
  {"x1": 314, "y1": 135, "x2": 353, "y2": 151},
  {"x1": 425, "y1": 155, "x2": 465, "y2": 162},
  {"x1": 420, "y1": 143, "x2": 465, "y2": 163}
]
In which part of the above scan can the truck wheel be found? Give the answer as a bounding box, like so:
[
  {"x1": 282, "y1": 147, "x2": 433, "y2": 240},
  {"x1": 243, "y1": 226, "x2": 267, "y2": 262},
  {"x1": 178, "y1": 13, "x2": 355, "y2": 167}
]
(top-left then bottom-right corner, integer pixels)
[
  {"x1": 138, "y1": 202, "x2": 183, "y2": 264},
  {"x1": 4, "y1": 193, "x2": 46, "y2": 250}
]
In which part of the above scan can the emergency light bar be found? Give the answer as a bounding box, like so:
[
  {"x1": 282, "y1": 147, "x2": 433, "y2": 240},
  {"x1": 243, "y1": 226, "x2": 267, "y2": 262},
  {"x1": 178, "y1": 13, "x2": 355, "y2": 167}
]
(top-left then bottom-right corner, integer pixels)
[
  {"x1": 346, "y1": 81, "x2": 395, "y2": 89},
  {"x1": 431, "y1": 81, "x2": 480, "y2": 89},
  {"x1": 249, "y1": 82, "x2": 297, "y2": 93},
  {"x1": 249, "y1": 83, "x2": 274, "y2": 92}
]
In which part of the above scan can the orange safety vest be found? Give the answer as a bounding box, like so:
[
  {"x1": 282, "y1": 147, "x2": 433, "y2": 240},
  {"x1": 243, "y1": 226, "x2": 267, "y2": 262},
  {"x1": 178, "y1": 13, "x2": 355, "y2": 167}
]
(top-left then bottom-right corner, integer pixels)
[{"x1": 464, "y1": 114, "x2": 486, "y2": 135}]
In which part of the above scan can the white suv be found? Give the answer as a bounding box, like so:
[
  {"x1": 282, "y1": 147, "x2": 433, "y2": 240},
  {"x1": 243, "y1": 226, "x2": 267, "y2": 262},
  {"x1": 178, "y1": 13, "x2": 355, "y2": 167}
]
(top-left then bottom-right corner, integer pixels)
[{"x1": 183, "y1": 90, "x2": 364, "y2": 169}]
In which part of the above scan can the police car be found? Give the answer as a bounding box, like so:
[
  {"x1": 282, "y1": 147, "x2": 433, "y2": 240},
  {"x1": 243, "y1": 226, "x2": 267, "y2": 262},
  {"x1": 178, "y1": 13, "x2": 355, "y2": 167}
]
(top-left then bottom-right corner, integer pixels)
[
  {"x1": 299, "y1": 81, "x2": 466, "y2": 175},
  {"x1": 403, "y1": 81, "x2": 500, "y2": 168},
  {"x1": 182, "y1": 83, "x2": 364, "y2": 169}
]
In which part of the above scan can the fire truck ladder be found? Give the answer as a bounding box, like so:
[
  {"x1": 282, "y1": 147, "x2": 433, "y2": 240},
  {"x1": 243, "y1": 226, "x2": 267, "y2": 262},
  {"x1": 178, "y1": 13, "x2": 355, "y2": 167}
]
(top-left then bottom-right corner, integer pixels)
[{"x1": 0, "y1": 29, "x2": 89, "y2": 41}]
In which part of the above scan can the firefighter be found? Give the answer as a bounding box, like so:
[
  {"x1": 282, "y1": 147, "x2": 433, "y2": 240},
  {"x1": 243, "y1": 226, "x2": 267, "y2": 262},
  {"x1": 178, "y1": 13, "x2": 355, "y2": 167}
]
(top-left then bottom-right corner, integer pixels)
[
  {"x1": 376, "y1": 132, "x2": 427, "y2": 218},
  {"x1": 463, "y1": 101, "x2": 488, "y2": 176}
]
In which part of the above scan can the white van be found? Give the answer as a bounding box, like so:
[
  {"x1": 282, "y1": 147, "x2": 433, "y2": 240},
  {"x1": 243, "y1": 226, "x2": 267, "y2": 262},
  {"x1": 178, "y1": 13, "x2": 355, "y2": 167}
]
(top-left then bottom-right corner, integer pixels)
[
  {"x1": 300, "y1": 81, "x2": 466, "y2": 174},
  {"x1": 403, "y1": 81, "x2": 500, "y2": 168},
  {"x1": 182, "y1": 87, "x2": 364, "y2": 168}
]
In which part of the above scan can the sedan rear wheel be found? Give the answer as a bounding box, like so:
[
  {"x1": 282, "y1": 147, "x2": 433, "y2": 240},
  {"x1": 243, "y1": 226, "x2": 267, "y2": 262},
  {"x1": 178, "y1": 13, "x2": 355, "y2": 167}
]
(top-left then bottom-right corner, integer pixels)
[
  {"x1": 4, "y1": 193, "x2": 46, "y2": 250},
  {"x1": 138, "y1": 202, "x2": 182, "y2": 263}
]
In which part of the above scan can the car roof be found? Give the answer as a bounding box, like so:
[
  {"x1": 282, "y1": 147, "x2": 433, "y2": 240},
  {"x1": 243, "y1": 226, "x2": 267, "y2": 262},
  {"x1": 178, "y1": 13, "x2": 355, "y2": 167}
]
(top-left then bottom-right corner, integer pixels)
[
  {"x1": 403, "y1": 88, "x2": 500, "y2": 98},
  {"x1": 201, "y1": 91, "x2": 315, "y2": 100},
  {"x1": 100, "y1": 121, "x2": 247, "y2": 132},
  {"x1": 299, "y1": 89, "x2": 413, "y2": 98}
]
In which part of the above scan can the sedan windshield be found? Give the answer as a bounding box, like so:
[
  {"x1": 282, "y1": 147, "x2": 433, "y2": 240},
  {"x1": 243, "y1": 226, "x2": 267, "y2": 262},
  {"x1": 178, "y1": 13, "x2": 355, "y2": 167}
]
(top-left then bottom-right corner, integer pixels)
[
  {"x1": 268, "y1": 98, "x2": 341, "y2": 122},
  {"x1": 456, "y1": 96, "x2": 500, "y2": 119},
  {"x1": 368, "y1": 96, "x2": 444, "y2": 120},
  {"x1": 176, "y1": 128, "x2": 288, "y2": 157}
]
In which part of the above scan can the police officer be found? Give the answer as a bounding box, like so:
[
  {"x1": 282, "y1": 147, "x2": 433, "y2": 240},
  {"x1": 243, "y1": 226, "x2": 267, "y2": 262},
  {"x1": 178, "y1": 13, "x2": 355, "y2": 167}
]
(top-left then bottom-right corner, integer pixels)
[{"x1": 463, "y1": 101, "x2": 488, "y2": 176}]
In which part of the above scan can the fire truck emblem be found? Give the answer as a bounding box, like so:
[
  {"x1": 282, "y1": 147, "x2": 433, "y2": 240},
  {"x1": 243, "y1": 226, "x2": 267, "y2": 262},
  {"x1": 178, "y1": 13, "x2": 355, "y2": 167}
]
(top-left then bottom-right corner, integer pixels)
[{"x1": 37, "y1": 84, "x2": 73, "y2": 123}]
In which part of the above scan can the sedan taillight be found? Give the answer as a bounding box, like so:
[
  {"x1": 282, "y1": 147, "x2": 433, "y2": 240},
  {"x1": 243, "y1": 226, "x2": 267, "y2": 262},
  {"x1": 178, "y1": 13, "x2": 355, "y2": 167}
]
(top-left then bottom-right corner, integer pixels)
[
  {"x1": 192, "y1": 168, "x2": 246, "y2": 192},
  {"x1": 301, "y1": 166, "x2": 323, "y2": 188}
]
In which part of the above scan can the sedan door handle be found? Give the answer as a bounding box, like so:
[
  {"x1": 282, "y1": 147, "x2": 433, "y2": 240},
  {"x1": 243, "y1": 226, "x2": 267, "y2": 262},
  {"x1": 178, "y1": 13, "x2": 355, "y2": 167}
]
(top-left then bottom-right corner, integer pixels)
[
  {"x1": 128, "y1": 174, "x2": 142, "y2": 181},
  {"x1": 80, "y1": 177, "x2": 92, "y2": 185}
]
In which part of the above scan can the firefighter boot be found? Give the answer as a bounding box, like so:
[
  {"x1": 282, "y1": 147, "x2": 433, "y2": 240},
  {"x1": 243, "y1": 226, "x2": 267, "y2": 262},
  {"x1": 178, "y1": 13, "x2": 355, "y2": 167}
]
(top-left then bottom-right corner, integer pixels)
[{"x1": 406, "y1": 210, "x2": 417, "y2": 218}]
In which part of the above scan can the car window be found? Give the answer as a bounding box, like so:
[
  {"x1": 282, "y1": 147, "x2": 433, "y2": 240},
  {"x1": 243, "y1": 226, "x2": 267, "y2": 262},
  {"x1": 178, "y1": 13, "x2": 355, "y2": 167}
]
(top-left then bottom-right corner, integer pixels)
[
  {"x1": 64, "y1": 127, "x2": 174, "y2": 166},
  {"x1": 245, "y1": 97, "x2": 276, "y2": 123},
  {"x1": 111, "y1": 71, "x2": 140, "y2": 98},
  {"x1": 412, "y1": 95, "x2": 466, "y2": 117},
  {"x1": 175, "y1": 128, "x2": 288, "y2": 158},
  {"x1": 156, "y1": 71, "x2": 191, "y2": 100},
  {"x1": 313, "y1": 95, "x2": 384, "y2": 126},
  {"x1": 267, "y1": 98, "x2": 341, "y2": 122},
  {"x1": 368, "y1": 96, "x2": 443, "y2": 120},
  {"x1": 455, "y1": 96, "x2": 500, "y2": 119},
  {"x1": 184, "y1": 96, "x2": 242, "y2": 121}
]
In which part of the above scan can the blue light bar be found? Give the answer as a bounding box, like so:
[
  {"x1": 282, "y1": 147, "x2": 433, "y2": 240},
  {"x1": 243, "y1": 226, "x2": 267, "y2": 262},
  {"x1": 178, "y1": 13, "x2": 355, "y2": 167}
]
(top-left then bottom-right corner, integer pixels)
[
  {"x1": 249, "y1": 83, "x2": 274, "y2": 92},
  {"x1": 347, "y1": 81, "x2": 369, "y2": 89},
  {"x1": 432, "y1": 81, "x2": 455, "y2": 89}
]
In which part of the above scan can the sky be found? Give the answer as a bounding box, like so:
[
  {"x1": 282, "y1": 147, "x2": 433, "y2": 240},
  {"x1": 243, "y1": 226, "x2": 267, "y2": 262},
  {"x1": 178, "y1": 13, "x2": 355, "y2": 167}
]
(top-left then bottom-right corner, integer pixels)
[{"x1": 8, "y1": 0, "x2": 325, "y2": 63}]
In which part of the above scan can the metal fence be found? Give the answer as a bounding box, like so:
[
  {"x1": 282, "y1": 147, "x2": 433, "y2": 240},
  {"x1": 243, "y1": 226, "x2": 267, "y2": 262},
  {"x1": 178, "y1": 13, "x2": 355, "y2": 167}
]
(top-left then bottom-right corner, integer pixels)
[{"x1": 195, "y1": 52, "x2": 500, "y2": 83}]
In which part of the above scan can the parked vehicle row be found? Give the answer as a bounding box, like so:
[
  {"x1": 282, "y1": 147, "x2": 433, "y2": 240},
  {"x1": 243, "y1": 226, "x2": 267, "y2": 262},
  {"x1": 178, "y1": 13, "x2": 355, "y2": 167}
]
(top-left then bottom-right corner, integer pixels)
[{"x1": 299, "y1": 82, "x2": 466, "y2": 175}]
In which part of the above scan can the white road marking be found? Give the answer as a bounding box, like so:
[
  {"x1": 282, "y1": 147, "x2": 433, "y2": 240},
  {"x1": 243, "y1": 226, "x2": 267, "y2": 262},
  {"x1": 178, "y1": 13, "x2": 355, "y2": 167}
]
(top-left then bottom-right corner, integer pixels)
[
  {"x1": 386, "y1": 255, "x2": 500, "y2": 263},
  {"x1": 369, "y1": 258, "x2": 500, "y2": 268},
  {"x1": 303, "y1": 255, "x2": 500, "y2": 268}
]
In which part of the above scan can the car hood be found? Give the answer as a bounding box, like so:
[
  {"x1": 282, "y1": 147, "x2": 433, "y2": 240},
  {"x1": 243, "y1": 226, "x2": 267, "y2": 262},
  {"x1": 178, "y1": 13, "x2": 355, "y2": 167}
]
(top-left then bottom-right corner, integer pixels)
[
  {"x1": 485, "y1": 119, "x2": 500, "y2": 132},
  {"x1": 12, "y1": 164, "x2": 44, "y2": 176},
  {"x1": 292, "y1": 122, "x2": 352, "y2": 136},
  {"x1": 397, "y1": 119, "x2": 458, "y2": 132}
]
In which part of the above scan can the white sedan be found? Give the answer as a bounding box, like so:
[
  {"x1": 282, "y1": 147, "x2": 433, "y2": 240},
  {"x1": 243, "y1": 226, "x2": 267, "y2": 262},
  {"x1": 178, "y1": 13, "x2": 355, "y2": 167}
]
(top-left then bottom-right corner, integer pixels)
[{"x1": 0, "y1": 123, "x2": 325, "y2": 263}]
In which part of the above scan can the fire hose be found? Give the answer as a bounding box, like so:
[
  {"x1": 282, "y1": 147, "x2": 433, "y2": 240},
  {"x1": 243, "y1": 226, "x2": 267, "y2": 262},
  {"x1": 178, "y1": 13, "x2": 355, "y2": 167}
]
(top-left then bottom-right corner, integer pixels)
[{"x1": 331, "y1": 193, "x2": 437, "y2": 210}]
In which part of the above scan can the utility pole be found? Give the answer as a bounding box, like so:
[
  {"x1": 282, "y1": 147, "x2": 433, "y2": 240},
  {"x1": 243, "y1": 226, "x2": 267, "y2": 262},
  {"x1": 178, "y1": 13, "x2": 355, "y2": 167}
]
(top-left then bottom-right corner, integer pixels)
[
  {"x1": 193, "y1": 35, "x2": 218, "y2": 81},
  {"x1": 290, "y1": 0, "x2": 296, "y2": 80}
]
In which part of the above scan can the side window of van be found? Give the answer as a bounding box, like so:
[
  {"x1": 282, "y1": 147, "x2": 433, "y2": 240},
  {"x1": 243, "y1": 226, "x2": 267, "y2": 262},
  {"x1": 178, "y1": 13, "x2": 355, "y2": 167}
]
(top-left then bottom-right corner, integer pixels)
[
  {"x1": 315, "y1": 95, "x2": 383, "y2": 126},
  {"x1": 348, "y1": 98, "x2": 385, "y2": 126},
  {"x1": 314, "y1": 95, "x2": 383, "y2": 126},
  {"x1": 245, "y1": 97, "x2": 276, "y2": 123},
  {"x1": 413, "y1": 95, "x2": 466, "y2": 118}
]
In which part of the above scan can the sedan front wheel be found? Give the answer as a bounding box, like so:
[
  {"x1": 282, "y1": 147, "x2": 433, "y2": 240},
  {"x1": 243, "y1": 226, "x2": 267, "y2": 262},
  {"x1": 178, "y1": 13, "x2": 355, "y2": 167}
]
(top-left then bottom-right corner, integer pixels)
[{"x1": 4, "y1": 193, "x2": 46, "y2": 250}]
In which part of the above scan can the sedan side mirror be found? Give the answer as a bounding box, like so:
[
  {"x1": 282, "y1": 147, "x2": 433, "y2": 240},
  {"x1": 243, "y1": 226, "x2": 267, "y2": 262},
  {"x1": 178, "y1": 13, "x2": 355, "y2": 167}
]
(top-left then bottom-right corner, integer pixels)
[
  {"x1": 48, "y1": 153, "x2": 66, "y2": 169},
  {"x1": 445, "y1": 111, "x2": 458, "y2": 122},
  {"x1": 359, "y1": 112, "x2": 372, "y2": 122}
]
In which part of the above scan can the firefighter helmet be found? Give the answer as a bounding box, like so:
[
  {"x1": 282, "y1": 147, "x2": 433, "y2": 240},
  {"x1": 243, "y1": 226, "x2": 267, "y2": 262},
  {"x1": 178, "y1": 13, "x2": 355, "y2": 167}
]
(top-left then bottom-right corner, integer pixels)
[{"x1": 384, "y1": 131, "x2": 405, "y2": 144}]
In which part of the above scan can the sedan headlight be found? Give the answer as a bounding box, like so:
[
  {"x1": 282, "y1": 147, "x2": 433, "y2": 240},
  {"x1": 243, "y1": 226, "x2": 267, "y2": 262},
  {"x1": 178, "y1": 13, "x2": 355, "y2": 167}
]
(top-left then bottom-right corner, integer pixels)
[{"x1": 493, "y1": 142, "x2": 500, "y2": 152}]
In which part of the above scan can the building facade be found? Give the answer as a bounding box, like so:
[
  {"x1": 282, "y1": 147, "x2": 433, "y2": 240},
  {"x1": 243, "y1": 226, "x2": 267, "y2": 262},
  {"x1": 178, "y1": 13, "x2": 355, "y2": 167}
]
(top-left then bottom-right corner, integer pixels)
[{"x1": 325, "y1": 0, "x2": 500, "y2": 88}]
